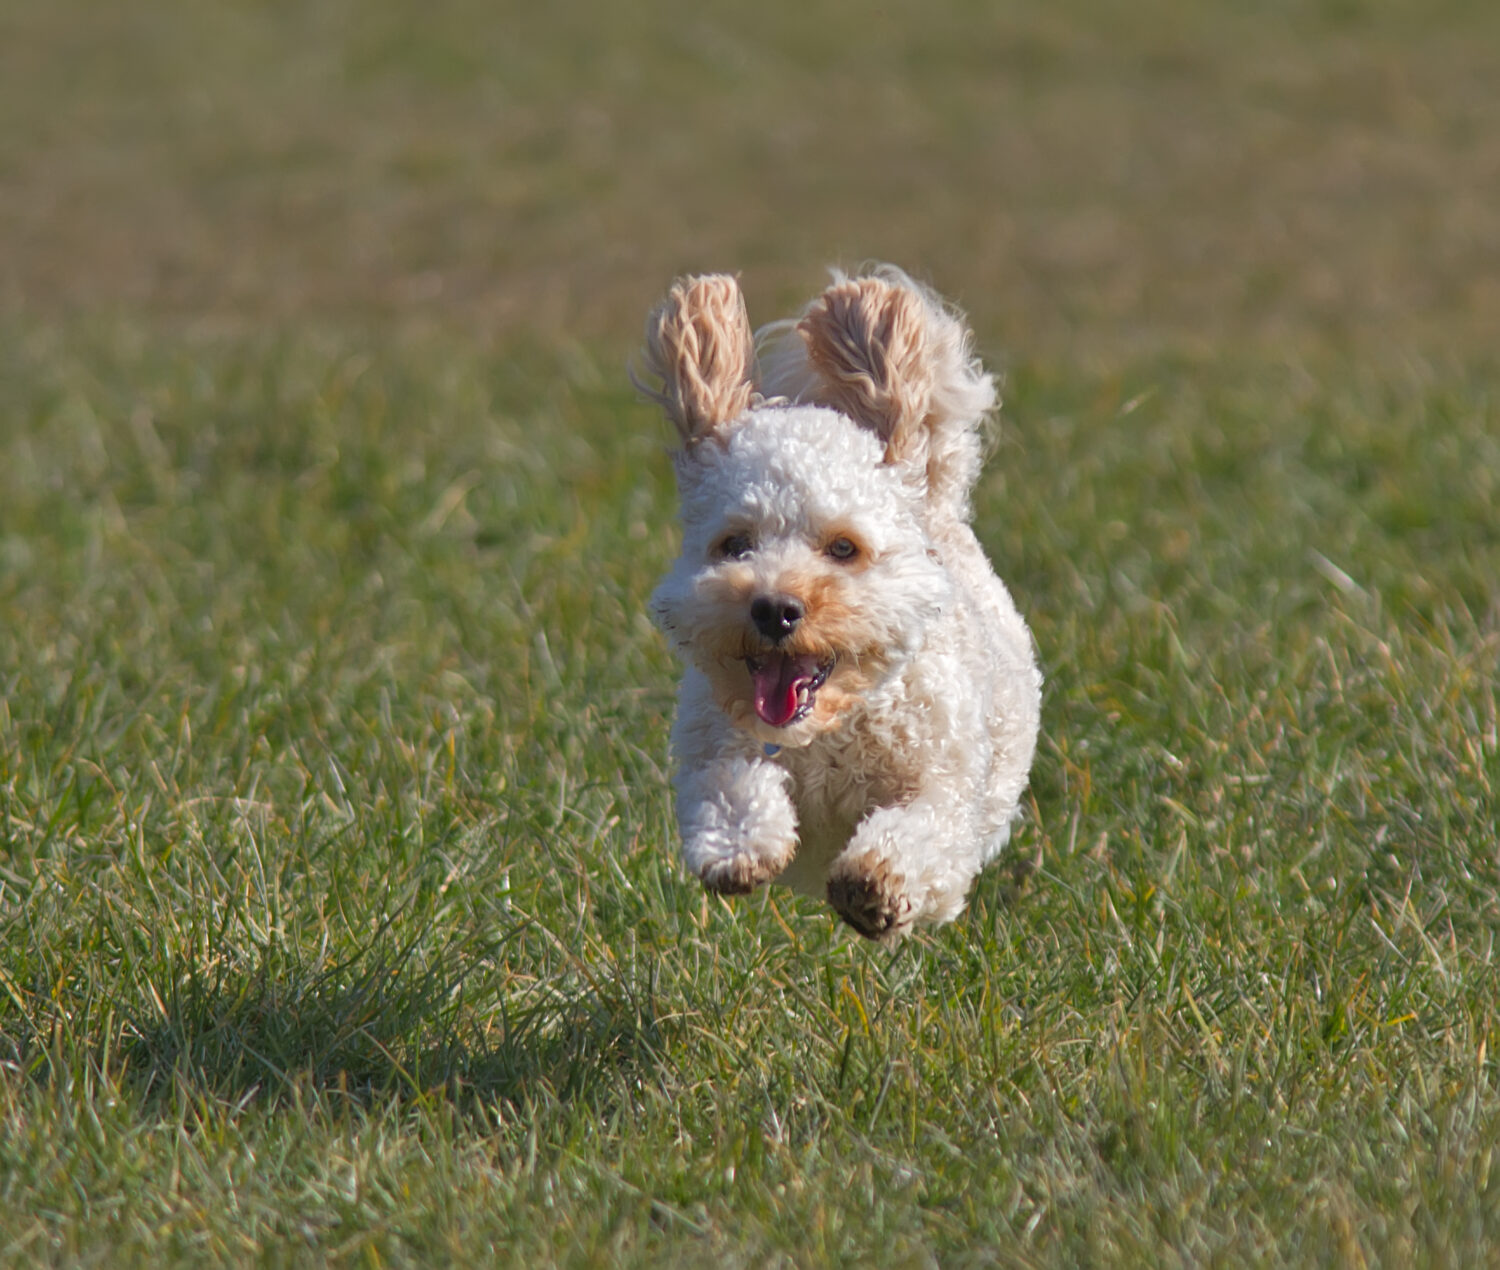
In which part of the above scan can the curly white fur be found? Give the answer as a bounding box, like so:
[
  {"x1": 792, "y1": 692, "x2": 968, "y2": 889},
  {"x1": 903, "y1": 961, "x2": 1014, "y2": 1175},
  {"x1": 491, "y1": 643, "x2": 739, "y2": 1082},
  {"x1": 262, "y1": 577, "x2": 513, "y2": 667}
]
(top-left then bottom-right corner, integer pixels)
[{"x1": 642, "y1": 266, "x2": 1041, "y2": 942}]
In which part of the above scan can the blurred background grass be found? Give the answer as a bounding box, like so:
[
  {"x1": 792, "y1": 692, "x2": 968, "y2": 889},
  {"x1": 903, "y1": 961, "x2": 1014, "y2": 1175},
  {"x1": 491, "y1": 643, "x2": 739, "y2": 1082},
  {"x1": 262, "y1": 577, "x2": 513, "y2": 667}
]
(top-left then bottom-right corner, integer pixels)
[{"x1": 4, "y1": 0, "x2": 1498, "y2": 358}]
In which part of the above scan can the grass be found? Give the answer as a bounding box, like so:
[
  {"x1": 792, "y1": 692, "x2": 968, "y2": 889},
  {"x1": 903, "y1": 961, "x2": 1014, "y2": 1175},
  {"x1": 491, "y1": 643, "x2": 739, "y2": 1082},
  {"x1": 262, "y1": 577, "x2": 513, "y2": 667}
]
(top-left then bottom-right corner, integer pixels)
[{"x1": 2, "y1": 1, "x2": 1499, "y2": 1265}]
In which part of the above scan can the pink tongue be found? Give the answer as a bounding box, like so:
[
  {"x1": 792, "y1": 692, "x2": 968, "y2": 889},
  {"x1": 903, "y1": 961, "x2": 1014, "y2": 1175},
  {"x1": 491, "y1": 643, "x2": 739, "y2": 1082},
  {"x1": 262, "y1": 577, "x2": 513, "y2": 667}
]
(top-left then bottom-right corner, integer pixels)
[{"x1": 751, "y1": 654, "x2": 820, "y2": 727}]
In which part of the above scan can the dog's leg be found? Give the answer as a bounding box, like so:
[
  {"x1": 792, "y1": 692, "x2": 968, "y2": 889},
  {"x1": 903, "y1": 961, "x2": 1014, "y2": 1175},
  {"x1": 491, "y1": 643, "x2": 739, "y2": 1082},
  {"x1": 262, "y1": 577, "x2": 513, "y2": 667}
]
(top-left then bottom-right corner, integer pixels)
[
  {"x1": 827, "y1": 801, "x2": 978, "y2": 942},
  {"x1": 675, "y1": 755, "x2": 799, "y2": 895}
]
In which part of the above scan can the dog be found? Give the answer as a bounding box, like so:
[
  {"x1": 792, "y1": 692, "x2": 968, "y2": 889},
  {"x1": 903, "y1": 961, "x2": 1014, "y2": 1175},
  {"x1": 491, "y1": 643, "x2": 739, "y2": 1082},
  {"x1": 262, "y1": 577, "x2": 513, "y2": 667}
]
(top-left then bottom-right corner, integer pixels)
[{"x1": 640, "y1": 266, "x2": 1041, "y2": 942}]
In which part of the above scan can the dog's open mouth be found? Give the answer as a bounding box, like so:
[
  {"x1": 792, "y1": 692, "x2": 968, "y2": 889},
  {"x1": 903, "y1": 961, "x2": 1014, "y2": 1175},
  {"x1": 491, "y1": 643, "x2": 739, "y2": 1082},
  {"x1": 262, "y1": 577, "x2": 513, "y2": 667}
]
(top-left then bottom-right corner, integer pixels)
[{"x1": 744, "y1": 652, "x2": 833, "y2": 728}]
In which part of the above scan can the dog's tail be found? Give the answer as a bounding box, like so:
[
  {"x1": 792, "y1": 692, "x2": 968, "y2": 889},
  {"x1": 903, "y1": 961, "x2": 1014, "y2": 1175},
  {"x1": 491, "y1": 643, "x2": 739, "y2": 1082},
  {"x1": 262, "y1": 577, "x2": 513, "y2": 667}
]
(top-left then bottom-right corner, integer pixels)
[{"x1": 757, "y1": 265, "x2": 997, "y2": 526}]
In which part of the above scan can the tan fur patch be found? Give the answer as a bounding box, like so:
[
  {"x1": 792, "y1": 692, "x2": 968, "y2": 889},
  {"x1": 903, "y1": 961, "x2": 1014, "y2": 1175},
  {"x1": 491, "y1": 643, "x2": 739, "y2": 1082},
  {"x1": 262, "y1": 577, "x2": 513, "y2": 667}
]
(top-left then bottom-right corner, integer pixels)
[
  {"x1": 640, "y1": 275, "x2": 755, "y2": 443},
  {"x1": 797, "y1": 277, "x2": 935, "y2": 465},
  {"x1": 796, "y1": 570, "x2": 874, "y2": 647},
  {"x1": 808, "y1": 661, "x2": 877, "y2": 732}
]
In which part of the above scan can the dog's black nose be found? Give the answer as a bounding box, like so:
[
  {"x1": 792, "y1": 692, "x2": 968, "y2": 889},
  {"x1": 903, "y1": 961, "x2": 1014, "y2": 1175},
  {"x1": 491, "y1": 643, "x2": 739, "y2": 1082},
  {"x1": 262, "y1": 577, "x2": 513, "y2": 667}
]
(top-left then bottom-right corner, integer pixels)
[{"x1": 751, "y1": 594, "x2": 804, "y2": 642}]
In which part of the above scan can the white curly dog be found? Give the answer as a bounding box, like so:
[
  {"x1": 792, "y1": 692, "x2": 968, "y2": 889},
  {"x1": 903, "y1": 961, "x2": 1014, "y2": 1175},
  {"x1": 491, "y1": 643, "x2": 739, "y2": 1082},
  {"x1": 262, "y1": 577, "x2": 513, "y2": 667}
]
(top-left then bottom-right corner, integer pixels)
[{"x1": 641, "y1": 266, "x2": 1041, "y2": 942}]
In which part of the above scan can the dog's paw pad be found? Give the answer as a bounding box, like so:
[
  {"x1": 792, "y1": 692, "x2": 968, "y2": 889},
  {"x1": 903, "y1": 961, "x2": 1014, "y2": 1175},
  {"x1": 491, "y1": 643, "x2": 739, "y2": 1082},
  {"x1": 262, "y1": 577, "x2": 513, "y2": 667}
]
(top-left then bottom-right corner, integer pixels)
[{"x1": 827, "y1": 866, "x2": 913, "y2": 942}]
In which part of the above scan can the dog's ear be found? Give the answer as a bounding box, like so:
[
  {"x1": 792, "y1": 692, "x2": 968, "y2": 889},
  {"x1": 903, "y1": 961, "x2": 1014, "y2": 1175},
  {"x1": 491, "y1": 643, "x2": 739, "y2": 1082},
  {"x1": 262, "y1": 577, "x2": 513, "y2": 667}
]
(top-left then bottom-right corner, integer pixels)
[
  {"x1": 638, "y1": 275, "x2": 755, "y2": 445},
  {"x1": 796, "y1": 275, "x2": 936, "y2": 466}
]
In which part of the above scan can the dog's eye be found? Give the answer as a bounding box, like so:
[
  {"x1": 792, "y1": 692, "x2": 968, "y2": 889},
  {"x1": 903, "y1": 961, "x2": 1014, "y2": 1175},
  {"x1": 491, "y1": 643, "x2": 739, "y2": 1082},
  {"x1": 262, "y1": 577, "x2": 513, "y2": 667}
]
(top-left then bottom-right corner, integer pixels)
[
  {"x1": 826, "y1": 536, "x2": 860, "y2": 562},
  {"x1": 716, "y1": 532, "x2": 753, "y2": 560}
]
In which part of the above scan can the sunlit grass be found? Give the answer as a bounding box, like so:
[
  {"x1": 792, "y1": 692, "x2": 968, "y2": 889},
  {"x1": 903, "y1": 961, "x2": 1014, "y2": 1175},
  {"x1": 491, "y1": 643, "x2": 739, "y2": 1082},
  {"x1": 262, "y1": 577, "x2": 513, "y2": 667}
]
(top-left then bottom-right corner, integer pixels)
[{"x1": 2, "y1": 320, "x2": 1496, "y2": 1265}]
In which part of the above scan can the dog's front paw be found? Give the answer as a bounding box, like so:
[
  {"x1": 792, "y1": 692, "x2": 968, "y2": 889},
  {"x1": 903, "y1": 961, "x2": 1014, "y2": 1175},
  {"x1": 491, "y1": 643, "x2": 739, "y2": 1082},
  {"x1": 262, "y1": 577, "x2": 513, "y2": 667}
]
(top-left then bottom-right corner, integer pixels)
[
  {"x1": 678, "y1": 755, "x2": 798, "y2": 899},
  {"x1": 827, "y1": 856, "x2": 915, "y2": 943},
  {"x1": 699, "y1": 848, "x2": 789, "y2": 896}
]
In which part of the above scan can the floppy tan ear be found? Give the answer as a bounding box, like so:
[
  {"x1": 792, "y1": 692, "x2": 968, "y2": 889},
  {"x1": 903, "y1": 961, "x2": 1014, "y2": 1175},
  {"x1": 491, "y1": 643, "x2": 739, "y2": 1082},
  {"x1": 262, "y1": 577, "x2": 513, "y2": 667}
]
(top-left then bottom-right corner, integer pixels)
[
  {"x1": 638, "y1": 275, "x2": 755, "y2": 444},
  {"x1": 796, "y1": 275, "x2": 936, "y2": 465}
]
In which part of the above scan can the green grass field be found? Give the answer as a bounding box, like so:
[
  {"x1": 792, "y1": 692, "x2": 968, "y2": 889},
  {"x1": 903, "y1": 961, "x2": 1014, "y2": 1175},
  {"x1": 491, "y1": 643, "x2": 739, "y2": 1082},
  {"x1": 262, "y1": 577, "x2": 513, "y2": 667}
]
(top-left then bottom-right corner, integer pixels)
[{"x1": 3, "y1": 1, "x2": 1499, "y2": 1264}]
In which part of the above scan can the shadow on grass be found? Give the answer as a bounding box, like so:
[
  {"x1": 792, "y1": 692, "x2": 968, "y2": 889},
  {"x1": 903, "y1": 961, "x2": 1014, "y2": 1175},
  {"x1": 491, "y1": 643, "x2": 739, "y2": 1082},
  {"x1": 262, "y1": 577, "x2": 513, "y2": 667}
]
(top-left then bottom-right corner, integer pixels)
[{"x1": 98, "y1": 938, "x2": 668, "y2": 1117}]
